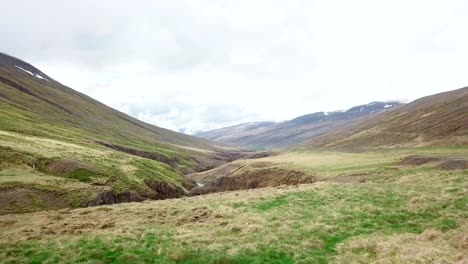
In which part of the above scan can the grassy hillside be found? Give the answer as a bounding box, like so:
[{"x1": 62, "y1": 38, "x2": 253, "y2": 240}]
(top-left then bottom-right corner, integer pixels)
[
  {"x1": 0, "y1": 53, "x2": 238, "y2": 212},
  {"x1": 0, "y1": 53, "x2": 225, "y2": 155},
  {"x1": 1, "y1": 147, "x2": 466, "y2": 263},
  {"x1": 196, "y1": 102, "x2": 403, "y2": 149},
  {"x1": 304, "y1": 87, "x2": 468, "y2": 149},
  {"x1": 188, "y1": 146, "x2": 468, "y2": 194}
]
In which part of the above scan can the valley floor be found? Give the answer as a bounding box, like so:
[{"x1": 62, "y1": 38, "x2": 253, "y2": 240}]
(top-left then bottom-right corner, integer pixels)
[{"x1": 1, "y1": 148, "x2": 467, "y2": 263}]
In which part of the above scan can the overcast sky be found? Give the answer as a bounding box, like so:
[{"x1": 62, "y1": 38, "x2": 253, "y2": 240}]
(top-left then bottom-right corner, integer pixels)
[{"x1": 2, "y1": 0, "x2": 468, "y2": 133}]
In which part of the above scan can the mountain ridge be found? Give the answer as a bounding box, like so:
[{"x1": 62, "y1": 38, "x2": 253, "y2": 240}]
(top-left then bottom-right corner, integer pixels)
[
  {"x1": 303, "y1": 86, "x2": 468, "y2": 149},
  {"x1": 0, "y1": 52, "x2": 243, "y2": 212},
  {"x1": 196, "y1": 101, "x2": 404, "y2": 149},
  {"x1": 0, "y1": 52, "x2": 227, "y2": 154}
]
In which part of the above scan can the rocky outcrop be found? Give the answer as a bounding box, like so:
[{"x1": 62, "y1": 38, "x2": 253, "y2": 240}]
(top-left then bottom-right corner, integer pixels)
[
  {"x1": 145, "y1": 181, "x2": 187, "y2": 200},
  {"x1": 189, "y1": 164, "x2": 316, "y2": 195},
  {"x1": 181, "y1": 178, "x2": 198, "y2": 191},
  {"x1": 87, "y1": 181, "x2": 191, "y2": 207},
  {"x1": 87, "y1": 191, "x2": 145, "y2": 207}
]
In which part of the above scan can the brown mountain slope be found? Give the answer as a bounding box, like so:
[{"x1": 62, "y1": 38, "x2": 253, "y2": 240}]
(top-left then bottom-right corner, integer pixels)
[
  {"x1": 303, "y1": 87, "x2": 468, "y2": 149},
  {"x1": 0, "y1": 52, "x2": 243, "y2": 171},
  {"x1": 196, "y1": 102, "x2": 403, "y2": 149}
]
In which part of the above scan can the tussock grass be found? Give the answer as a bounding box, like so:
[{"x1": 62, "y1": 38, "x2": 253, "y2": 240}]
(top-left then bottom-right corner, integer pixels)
[
  {"x1": 0, "y1": 147, "x2": 466, "y2": 262},
  {"x1": 0, "y1": 130, "x2": 189, "y2": 213},
  {"x1": 1, "y1": 153, "x2": 466, "y2": 263}
]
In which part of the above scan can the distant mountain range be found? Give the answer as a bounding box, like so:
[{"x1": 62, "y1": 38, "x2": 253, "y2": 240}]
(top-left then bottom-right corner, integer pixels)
[{"x1": 195, "y1": 101, "x2": 405, "y2": 149}]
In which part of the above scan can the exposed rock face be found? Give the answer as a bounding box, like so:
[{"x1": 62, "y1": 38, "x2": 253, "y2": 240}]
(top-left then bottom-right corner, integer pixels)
[
  {"x1": 145, "y1": 181, "x2": 187, "y2": 200},
  {"x1": 46, "y1": 159, "x2": 85, "y2": 174},
  {"x1": 181, "y1": 179, "x2": 198, "y2": 191},
  {"x1": 87, "y1": 181, "x2": 191, "y2": 207},
  {"x1": 87, "y1": 191, "x2": 145, "y2": 207},
  {"x1": 189, "y1": 165, "x2": 316, "y2": 195}
]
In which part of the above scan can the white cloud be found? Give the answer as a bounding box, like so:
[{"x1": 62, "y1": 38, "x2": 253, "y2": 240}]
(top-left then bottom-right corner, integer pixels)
[{"x1": 1, "y1": 0, "x2": 467, "y2": 133}]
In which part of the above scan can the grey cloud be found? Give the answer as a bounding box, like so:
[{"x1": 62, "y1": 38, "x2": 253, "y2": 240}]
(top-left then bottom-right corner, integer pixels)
[
  {"x1": 1, "y1": 0, "x2": 468, "y2": 132},
  {"x1": 1, "y1": 0, "x2": 318, "y2": 78}
]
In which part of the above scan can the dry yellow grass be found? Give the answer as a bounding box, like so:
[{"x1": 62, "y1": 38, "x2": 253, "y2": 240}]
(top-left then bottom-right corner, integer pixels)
[
  {"x1": 334, "y1": 223, "x2": 468, "y2": 264},
  {"x1": 0, "y1": 147, "x2": 466, "y2": 263},
  {"x1": 0, "y1": 129, "x2": 110, "y2": 158}
]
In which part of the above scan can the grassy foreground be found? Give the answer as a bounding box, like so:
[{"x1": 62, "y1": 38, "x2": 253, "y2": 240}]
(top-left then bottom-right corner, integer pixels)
[{"x1": 1, "y1": 148, "x2": 467, "y2": 263}]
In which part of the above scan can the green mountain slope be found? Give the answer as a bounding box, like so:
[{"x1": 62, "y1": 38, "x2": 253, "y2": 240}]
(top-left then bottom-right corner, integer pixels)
[{"x1": 0, "y1": 53, "x2": 237, "y2": 213}]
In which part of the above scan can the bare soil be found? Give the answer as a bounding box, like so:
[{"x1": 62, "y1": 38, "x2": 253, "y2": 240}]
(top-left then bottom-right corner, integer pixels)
[
  {"x1": 0, "y1": 187, "x2": 70, "y2": 214},
  {"x1": 399, "y1": 155, "x2": 442, "y2": 166},
  {"x1": 399, "y1": 155, "x2": 468, "y2": 170}
]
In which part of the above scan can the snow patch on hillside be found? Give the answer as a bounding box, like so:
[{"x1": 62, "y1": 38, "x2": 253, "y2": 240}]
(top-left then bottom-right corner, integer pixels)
[{"x1": 15, "y1": 65, "x2": 50, "y2": 82}]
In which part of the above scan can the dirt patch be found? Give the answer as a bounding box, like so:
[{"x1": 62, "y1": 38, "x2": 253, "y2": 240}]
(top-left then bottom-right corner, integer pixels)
[
  {"x1": 419, "y1": 229, "x2": 443, "y2": 241},
  {"x1": 439, "y1": 159, "x2": 468, "y2": 170},
  {"x1": 399, "y1": 155, "x2": 442, "y2": 166},
  {"x1": 47, "y1": 160, "x2": 85, "y2": 174},
  {"x1": 399, "y1": 155, "x2": 468, "y2": 170},
  {"x1": 454, "y1": 233, "x2": 468, "y2": 250},
  {"x1": 0, "y1": 187, "x2": 70, "y2": 215},
  {"x1": 45, "y1": 159, "x2": 102, "y2": 182}
]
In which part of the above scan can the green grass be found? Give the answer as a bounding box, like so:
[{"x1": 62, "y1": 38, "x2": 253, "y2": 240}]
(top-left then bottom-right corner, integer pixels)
[
  {"x1": 247, "y1": 183, "x2": 465, "y2": 262},
  {"x1": 0, "y1": 64, "x2": 229, "y2": 213},
  {"x1": 2, "y1": 232, "x2": 296, "y2": 264},
  {"x1": 255, "y1": 196, "x2": 290, "y2": 211},
  {"x1": 1, "y1": 162, "x2": 466, "y2": 263},
  {"x1": 0, "y1": 130, "x2": 193, "y2": 213}
]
